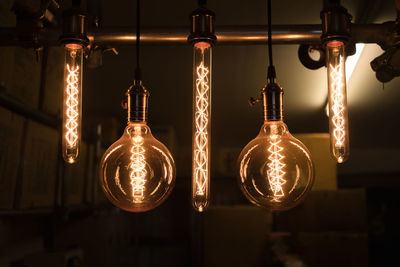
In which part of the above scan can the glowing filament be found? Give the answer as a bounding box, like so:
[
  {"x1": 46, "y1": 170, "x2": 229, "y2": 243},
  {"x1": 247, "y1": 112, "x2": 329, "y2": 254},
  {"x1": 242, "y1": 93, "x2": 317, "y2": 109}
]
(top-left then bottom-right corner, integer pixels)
[
  {"x1": 329, "y1": 59, "x2": 346, "y2": 149},
  {"x1": 130, "y1": 129, "x2": 147, "y2": 202},
  {"x1": 267, "y1": 138, "x2": 286, "y2": 197},
  {"x1": 65, "y1": 64, "x2": 80, "y2": 147},
  {"x1": 194, "y1": 62, "x2": 210, "y2": 196}
]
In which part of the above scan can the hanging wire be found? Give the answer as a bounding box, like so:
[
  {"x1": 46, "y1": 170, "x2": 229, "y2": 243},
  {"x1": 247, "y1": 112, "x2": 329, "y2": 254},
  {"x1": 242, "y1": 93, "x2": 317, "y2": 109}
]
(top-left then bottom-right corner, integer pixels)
[
  {"x1": 267, "y1": 0, "x2": 276, "y2": 81},
  {"x1": 135, "y1": 0, "x2": 141, "y2": 80}
]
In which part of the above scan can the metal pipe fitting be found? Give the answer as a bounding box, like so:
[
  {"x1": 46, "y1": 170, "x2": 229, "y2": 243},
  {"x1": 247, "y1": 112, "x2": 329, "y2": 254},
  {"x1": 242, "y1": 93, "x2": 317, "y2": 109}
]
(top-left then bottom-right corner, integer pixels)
[
  {"x1": 59, "y1": 7, "x2": 89, "y2": 47},
  {"x1": 320, "y1": 1, "x2": 352, "y2": 45},
  {"x1": 188, "y1": 5, "x2": 216, "y2": 45}
]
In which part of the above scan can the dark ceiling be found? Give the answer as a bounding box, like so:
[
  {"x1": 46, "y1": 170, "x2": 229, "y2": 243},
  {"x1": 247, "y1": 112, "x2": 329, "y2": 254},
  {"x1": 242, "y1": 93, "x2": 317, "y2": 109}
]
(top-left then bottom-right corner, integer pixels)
[{"x1": 83, "y1": 0, "x2": 399, "y2": 174}]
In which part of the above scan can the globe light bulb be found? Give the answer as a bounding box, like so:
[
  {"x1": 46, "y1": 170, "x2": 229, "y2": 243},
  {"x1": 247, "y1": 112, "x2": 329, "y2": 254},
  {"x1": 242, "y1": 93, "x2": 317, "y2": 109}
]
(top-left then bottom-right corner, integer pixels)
[
  {"x1": 238, "y1": 121, "x2": 314, "y2": 211},
  {"x1": 237, "y1": 80, "x2": 314, "y2": 211},
  {"x1": 99, "y1": 81, "x2": 176, "y2": 212},
  {"x1": 62, "y1": 43, "x2": 83, "y2": 164},
  {"x1": 192, "y1": 42, "x2": 212, "y2": 212},
  {"x1": 326, "y1": 40, "x2": 350, "y2": 163}
]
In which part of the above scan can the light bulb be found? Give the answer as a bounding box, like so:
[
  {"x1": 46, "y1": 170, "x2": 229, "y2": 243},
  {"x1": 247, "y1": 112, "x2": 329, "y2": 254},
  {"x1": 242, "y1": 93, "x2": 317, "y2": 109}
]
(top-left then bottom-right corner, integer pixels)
[
  {"x1": 326, "y1": 40, "x2": 349, "y2": 163},
  {"x1": 62, "y1": 43, "x2": 83, "y2": 164},
  {"x1": 192, "y1": 42, "x2": 212, "y2": 212},
  {"x1": 237, "y1": 81, "x2": 314, "y2": 211},
  {"x1": 238, "y1": 121, "x2": 314, "y2": 211},
  {"x1": 99, "y1": 81, "x2": 176, "y2": 212}
]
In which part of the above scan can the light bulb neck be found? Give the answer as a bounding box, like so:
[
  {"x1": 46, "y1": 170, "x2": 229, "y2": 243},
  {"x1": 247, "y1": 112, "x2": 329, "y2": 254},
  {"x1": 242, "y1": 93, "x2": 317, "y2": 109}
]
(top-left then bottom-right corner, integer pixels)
[
  {"x1": 262, "y1": 81, "x2": 283, "y2": 122},
  {"x1": 127, "y1": 80, "x2": 149, "y2": 123},
  {"x1": 126, "y1": 121, "x2": 150, "y2": 137},
  {"x1": 128, "y1": 121, "x2": 147, "y2": 126}
]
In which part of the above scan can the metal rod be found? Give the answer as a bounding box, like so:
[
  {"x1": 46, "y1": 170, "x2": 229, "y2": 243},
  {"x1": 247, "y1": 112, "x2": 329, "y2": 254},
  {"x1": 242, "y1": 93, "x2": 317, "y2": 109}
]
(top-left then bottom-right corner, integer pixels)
[
  {"x1": 0, "y1": 89, "x2": 59, "y2": 128},
  {"x1": 89, "y1": 25, "x2": 322, "y2": 45},
  {"x1": 0, "y1": 23, "x2": 394, "y2": 46},
  {"x1": 351, "y1": 23, "x2": 392, "y2": 44}
]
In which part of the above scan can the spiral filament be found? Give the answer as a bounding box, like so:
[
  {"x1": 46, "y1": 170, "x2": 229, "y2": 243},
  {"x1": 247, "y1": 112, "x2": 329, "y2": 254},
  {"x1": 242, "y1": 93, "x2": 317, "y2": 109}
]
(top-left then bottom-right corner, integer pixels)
[
  {"x1": 194, "y1": 62, "x2": 210, "y2": 197},
  {"x1": 329, "y1": 59, "x2": 346, "y2": 151},
  {"x1": 65, "y1": 64, "x2": 80, "y2": 147},
  {"x1": 130, "y1": 128, "x2": 147, "y2": 202},
  {"x1": 267, "y1": 137, "x2": 286, "y2": 197}
]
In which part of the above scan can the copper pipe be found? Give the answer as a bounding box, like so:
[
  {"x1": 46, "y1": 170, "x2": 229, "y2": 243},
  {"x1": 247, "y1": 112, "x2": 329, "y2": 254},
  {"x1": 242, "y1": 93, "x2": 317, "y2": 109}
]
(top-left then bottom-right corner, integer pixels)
[{"x1": 0, "y1": 23, "x2": 394, "y2": 46}]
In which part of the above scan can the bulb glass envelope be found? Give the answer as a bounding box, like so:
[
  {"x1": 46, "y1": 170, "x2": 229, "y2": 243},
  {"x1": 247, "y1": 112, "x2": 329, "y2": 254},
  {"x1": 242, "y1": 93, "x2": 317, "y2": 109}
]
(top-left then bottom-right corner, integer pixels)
[
  {"x1": 62, "y1": 43, "x2": 83, "y2": 163},
  {"x1": 100, "y1": 122, "x2": 176, "y2": 213},
  {"x1": 238, "y1": 121, "x2": 314, "y2": 211},
  {"x1": 192, "y1": 41, "x2": 212, "y2": 212},
  {"x1": 326, "y1": 41, "x2": 350, "y2": 163}
]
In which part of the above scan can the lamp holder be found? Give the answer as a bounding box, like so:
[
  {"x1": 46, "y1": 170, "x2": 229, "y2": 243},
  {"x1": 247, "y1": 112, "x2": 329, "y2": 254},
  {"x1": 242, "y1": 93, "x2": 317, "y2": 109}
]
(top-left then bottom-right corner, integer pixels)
[
  {"x1": 320, "y1": 2, "x2": 351, "y2": 45},
  {"x1": 262, "y1": 81, "x2": 283, "y2": 121},
  {"x1": 127, "y1": 80, "x2": 149, "y2": 123},
  {"x1": 188, "y1": 5, "x2": 217, "y2": 45},
  {"x1": 59, "y1": 7, "x2": 89, "y2": 47},
  {"x1": 249, "y1": 81, "x2": 284, "y2": 122}
]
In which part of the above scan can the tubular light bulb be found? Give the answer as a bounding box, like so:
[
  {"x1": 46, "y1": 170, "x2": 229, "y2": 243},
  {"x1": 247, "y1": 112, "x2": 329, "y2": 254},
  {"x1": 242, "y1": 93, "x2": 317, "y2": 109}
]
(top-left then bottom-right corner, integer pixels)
[
  {"x1": 237, "y1": 121, "x2": 314, "y2": 211},
  {"x1": 192, "y1": 42, "x2": 212, "y2": 212},
  {"x1": 326, "y1": 41, "x2": 349, "y2": 163},
  {"x1": 99, "y1": 122, "x2": 176, "y2": 212},
  {"x1": 62, "y1": 43, "x2": 83, "y2": 164}
]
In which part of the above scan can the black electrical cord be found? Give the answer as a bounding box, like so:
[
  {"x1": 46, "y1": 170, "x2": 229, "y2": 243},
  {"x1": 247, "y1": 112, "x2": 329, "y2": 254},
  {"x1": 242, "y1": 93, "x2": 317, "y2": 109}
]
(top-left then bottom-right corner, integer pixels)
[
  {"x1": 135, "y1": 0, "x2": 141, "y2": 80},
  {"x1": 267, "y1": 0, "x2": 276, "y2": 81}
]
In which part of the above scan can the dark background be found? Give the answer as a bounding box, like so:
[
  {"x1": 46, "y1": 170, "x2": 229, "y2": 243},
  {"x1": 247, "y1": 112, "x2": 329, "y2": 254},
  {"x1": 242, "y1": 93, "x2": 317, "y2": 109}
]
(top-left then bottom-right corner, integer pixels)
[{"x1": 0, "y1": 0, "x2": 399, "y2": 266}]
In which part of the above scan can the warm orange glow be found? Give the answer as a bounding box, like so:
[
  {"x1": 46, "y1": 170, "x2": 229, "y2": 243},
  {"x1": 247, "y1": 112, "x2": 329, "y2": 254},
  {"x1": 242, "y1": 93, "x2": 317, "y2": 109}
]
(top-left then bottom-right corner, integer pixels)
[
  {"x1": 193, "y1": 62, "x2": 210, "y2": 197},
  {"x1": 130, "y1": 127, "x2": 146, "y2": 202},
  {"x1": 327, "y1": 40, "x2": 344, "y2": 47},
  {"x1": 65, "y1": 64, "x2": 80, "y2": 148},
  {"x1": 329, "y1": 59, "x2": 346, "y2": 162},
  {"x1": 194, "y1": 42, "x2": 211, "y2": 49},
  {"x1": 267, "y1": 137, "x2": 286, "y2": 198},
  {"x1": 65, "y1": 43, "x2": 83, "y2": 49}
]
